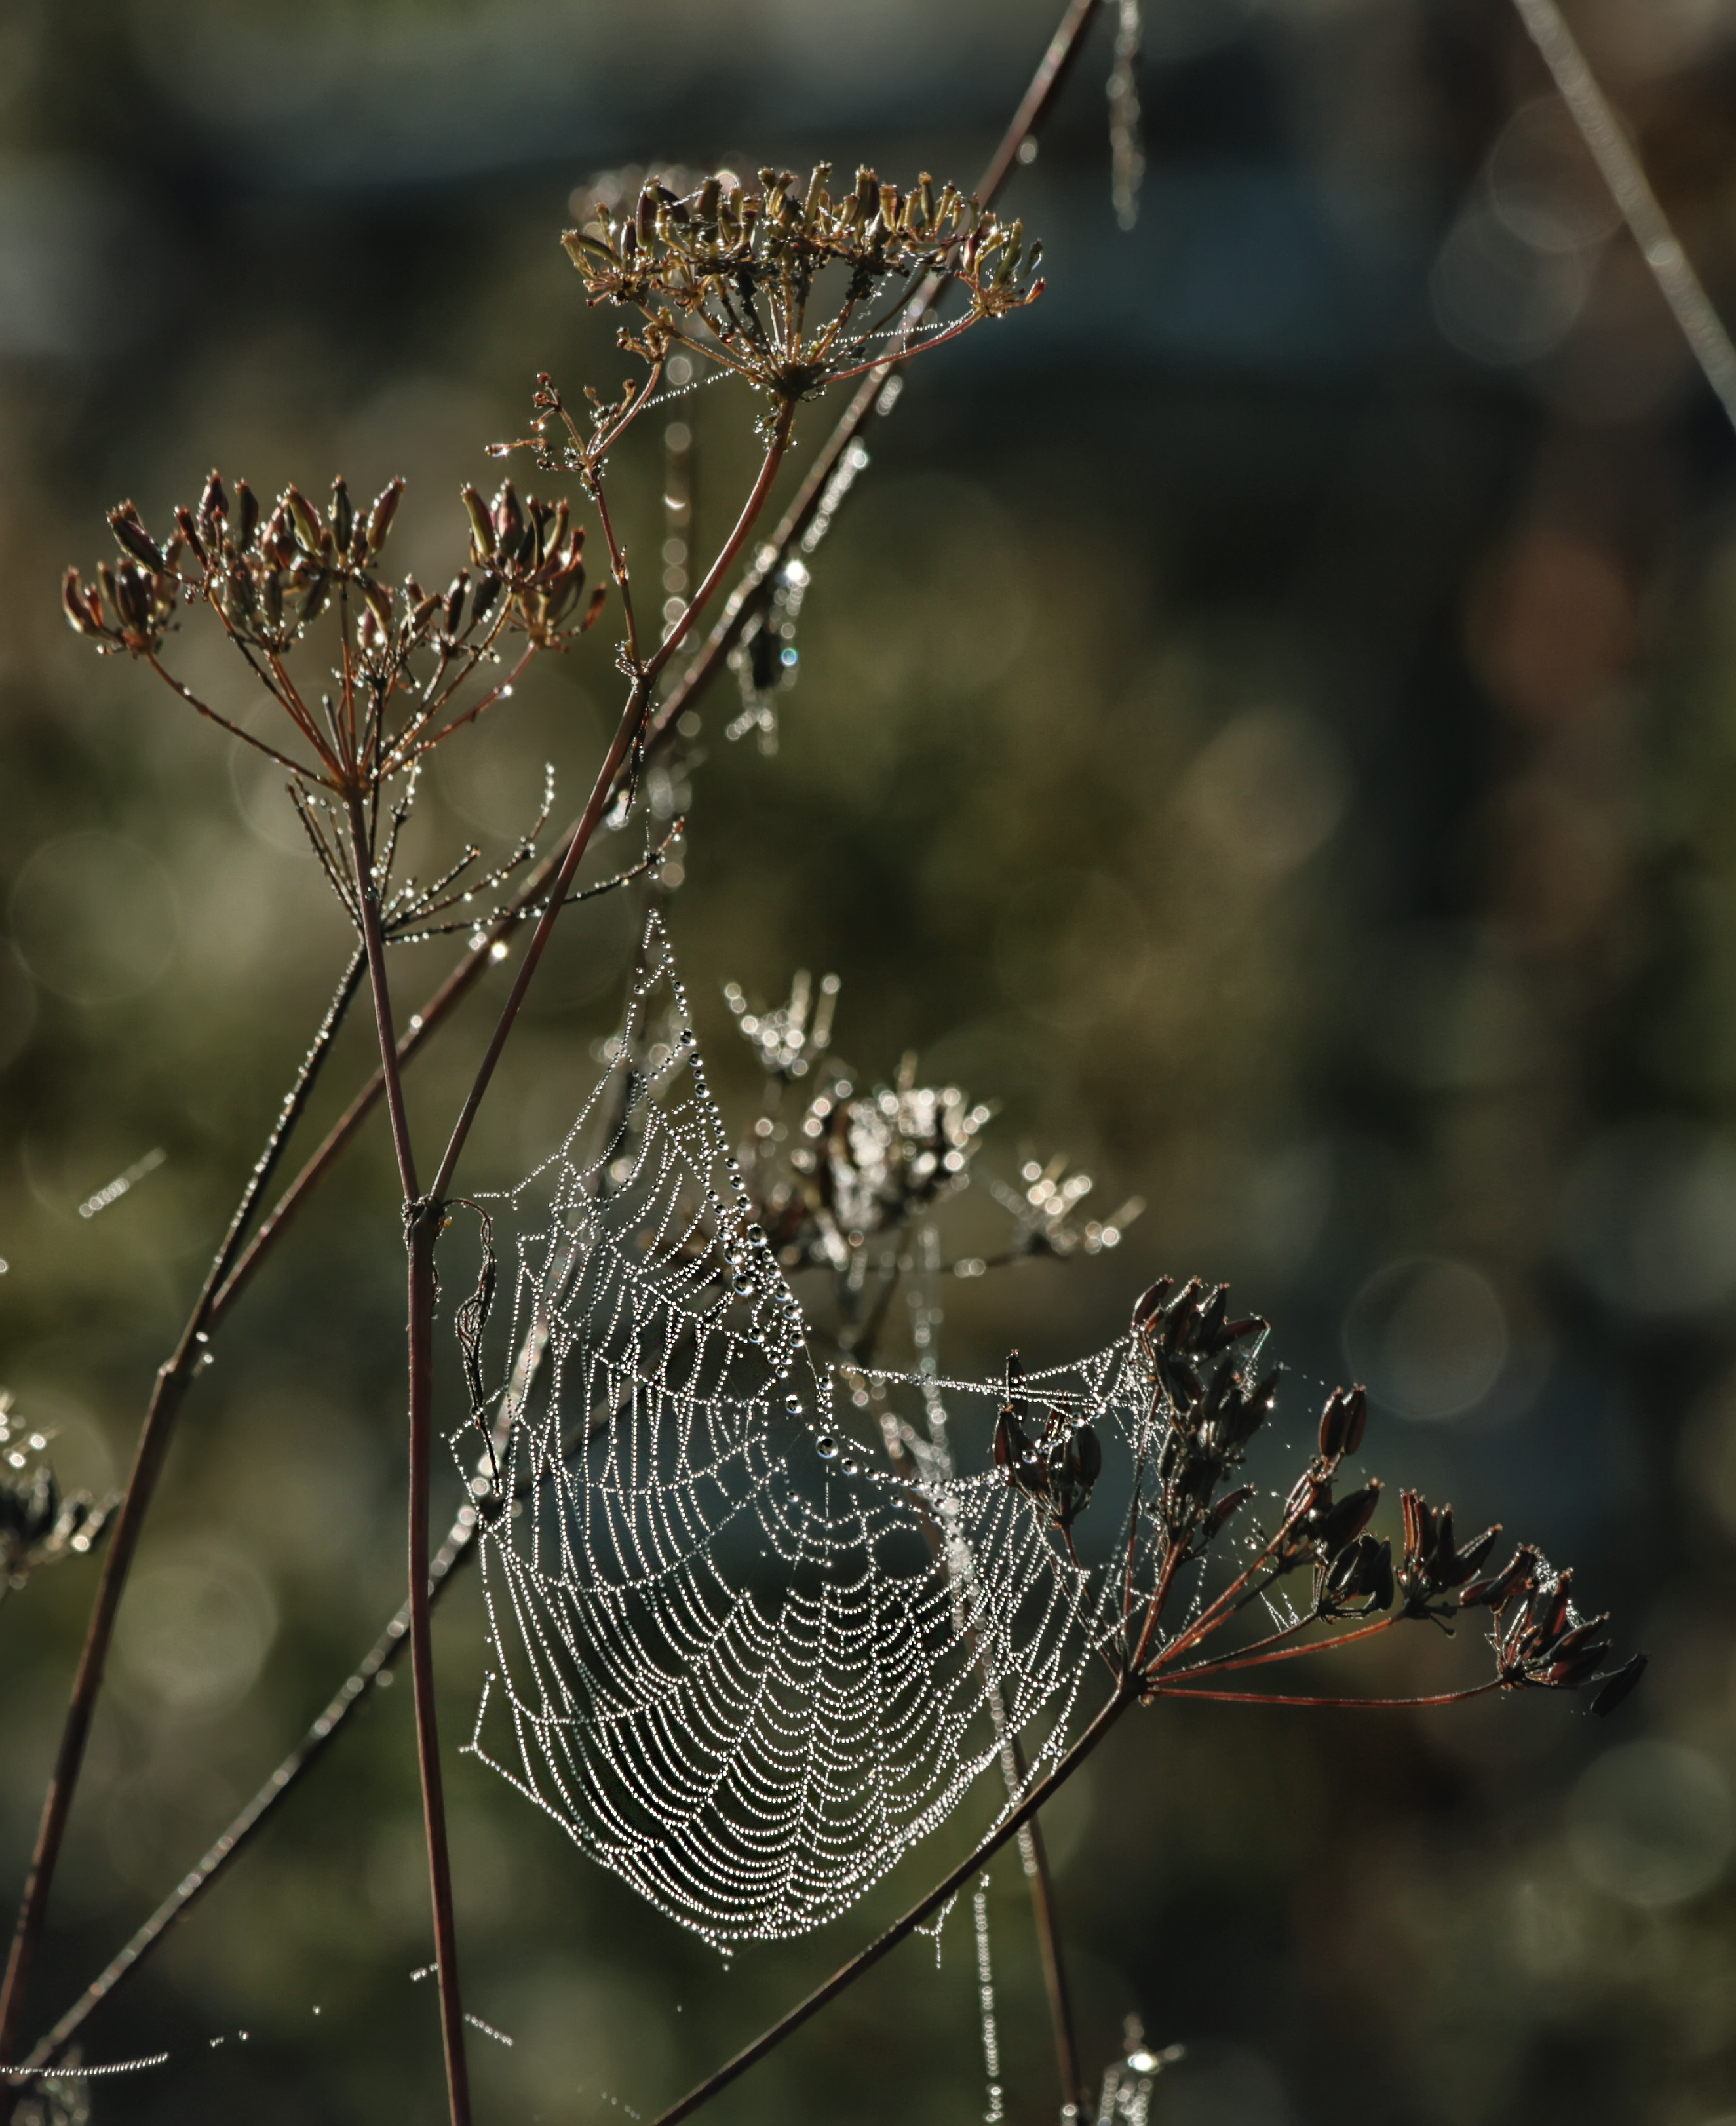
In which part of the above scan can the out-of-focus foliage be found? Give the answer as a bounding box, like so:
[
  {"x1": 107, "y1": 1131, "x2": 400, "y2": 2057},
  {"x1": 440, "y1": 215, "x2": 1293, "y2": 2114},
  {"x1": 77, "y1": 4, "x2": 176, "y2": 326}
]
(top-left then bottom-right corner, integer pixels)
[{"x1": 4, "y1": 0, "x2": 1736, "y2": 2121}]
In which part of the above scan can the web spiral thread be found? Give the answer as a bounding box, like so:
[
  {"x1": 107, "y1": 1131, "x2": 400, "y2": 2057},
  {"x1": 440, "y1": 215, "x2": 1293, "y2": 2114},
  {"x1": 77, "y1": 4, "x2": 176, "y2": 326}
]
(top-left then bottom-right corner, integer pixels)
[{"x1": 461, "y1": 911, "x2": 1168, "y2": 1944}]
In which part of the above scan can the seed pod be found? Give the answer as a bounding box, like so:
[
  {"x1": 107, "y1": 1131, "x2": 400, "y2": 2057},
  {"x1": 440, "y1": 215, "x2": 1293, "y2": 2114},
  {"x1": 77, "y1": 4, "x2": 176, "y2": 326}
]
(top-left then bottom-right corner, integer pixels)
[
  {"x1": 492, "y1": 481, "x2": 524, "y2": 556},
  {"x1": 366, "y1": 478, "x2": 404, "y2": 554},
  {"x1": 471, "y1": 572, "x2": 503, "y2": 626},
  {"x1": 113, "y1": 565, "x2": 150, "y2": 631},
  {"x1": 62, "y1": 569, "x2": 103, "y2": 638},
  {"x1": 1066, "y1": 1423, "x2": 1102, "y2": 1489},
  {"x1": 1133, "y1": 1278, "x2": 1174, "y2": 1329},
  {"x1": 1547, "y1": 1642, "x2": 1611, "y2": 1688},
  {"x1": 1317, "y1": 1480, "x2": 1381, "y2": 1556},
  {"x1": 1199, "y1": 1482, "x2": 1254, "y2": 1543},
  {"x1": 1459, "y1": 1544, "x2": 1537, "y2": 1611},
  {"x1": 174, "y1": 506, "x2": 206, "y2": 564},
  {"x1": 235, "y1": 479, "x2": 260, "y2": 550},
  {"x1": 1592, "y1": 1653, "x2": 1647, "y2": 1718},
  {"x1": 285, "y1": 487, "x2": 322, "y2": 551},
  {"x1": 109, "y1": 506, "x2": 165, "y2": 573},
  {"x1": 330, "y1": 477, "x2": 353, "y2": 553},
  {"x1": 1317, "y1": 1387, "x2": 1354, "y2": 1459},
  {"x1": 362, "y1": 580, "x2": 393, "y2": 632},
  {"x1": 199, "y1": 469, "x2": 229, "y2": 528},
  {"x1": 1400, "y1": 1490, "x2": 1435, "y2": 1568},
  {"x1": 444, "y1": 573, "x2": 469, "y2": 636},
  {"x1": 461, "y1": 485, "x2": 495, "y2": 561},
  {"x1": 1529, "y1": 1572, "x2": 1573, "y2": 1648},
  {"x1": 1449, "y1": 1525, "x2": 1501, "y2": 1586}
]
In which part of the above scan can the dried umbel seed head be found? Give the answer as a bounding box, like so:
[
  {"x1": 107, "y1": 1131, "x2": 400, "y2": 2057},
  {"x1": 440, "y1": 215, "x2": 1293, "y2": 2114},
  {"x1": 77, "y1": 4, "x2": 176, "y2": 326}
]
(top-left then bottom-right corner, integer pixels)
[
  {"x1": 64, "y1": 470, "x2": 606, "y2": 790},
  {"x1": 0, "y1": 1392, "x2": 117, "y2": 1600},
  {"x1": 563, "y1": 163, "x2": 1043, "y2": 402}
]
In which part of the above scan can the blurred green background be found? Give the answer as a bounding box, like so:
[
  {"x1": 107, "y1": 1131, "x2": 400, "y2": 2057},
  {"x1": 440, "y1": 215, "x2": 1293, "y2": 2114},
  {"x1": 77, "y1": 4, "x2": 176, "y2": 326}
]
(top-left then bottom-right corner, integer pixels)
[{"x1": 5, "y1": 0, "x2": 1736, "y2": 2119}]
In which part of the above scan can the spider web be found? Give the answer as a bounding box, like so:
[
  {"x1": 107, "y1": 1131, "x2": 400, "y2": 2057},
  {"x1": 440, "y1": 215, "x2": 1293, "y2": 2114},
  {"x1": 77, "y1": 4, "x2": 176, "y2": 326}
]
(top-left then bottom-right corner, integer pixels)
[{"x1": 460, "y1": 911, "x2": 1170, "y2": 1946}]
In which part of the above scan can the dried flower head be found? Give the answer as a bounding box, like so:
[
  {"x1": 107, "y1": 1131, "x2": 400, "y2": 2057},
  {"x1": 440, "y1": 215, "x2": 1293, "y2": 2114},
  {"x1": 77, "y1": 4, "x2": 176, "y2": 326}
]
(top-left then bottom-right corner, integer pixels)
[
  {"x1": 563, "y1": 163, "x2": 1043, "y2": 401},
  {"x1": 1125, "y1": 1282, "x2": 1644, "y2": 1716},
  {"x1": 64, "y1": 470, "x2": 604, "y2": 792},
  {"x1": 0, "y1": 1393, "x2": 115, "y2": 1602}
]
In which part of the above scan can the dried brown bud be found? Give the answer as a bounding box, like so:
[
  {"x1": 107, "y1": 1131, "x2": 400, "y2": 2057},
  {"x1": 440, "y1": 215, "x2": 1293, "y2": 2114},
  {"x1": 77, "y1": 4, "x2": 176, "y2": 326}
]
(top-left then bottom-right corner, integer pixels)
[
  {"x1": 108, "y1": 505, "x2": 165, "y2": 573},
  {"x1": 365, "y1": 478, "x2": 404, "y2": 554},
  {"x1": 461, "y1": 485, "x2": 495, "y2": 561}
]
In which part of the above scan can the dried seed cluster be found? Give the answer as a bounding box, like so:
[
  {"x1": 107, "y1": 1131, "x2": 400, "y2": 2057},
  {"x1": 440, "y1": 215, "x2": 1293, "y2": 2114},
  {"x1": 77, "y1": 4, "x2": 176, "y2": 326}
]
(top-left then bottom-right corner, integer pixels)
[
  {"x1": 0, "y1": 1393, "x2": 115, "y2": 1603},
  {"x1": 1117, "y1": 1279, "x2": 1644, "y2": 1710},
  {"x1": 564, "y1": 163, "x2": 1043, "y2": 400},
  {"x1": 1138, "y1": 1275, "x2": 1274, "y2": 1555},
  {"x1": 64, "y1": 470, "x2": 602, "y2": 789}
]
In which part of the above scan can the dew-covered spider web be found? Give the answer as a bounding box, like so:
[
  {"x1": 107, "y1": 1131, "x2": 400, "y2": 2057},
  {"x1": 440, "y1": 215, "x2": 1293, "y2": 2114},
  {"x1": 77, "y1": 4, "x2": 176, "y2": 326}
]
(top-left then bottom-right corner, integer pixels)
[{"x1": 459, "y1": 910, "x2": 1174, "y2": 1946}]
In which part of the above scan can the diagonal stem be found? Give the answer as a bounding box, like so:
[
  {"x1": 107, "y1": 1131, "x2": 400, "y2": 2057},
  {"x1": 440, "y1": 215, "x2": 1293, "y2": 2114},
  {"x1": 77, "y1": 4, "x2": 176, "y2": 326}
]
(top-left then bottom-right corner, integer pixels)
[
  {"x1": 650, "y1": 1686, "x2": 1136, "y2": 2126},
  {"x1": 1510, "y1": 0, "x2": 1736, "y2": 434},
  {"x1": 0, "y1": 950, "x2": 364, "y2": 2083},
  {"x1": 433, "y1": 402, "x2": 795, "y2": 1201}
]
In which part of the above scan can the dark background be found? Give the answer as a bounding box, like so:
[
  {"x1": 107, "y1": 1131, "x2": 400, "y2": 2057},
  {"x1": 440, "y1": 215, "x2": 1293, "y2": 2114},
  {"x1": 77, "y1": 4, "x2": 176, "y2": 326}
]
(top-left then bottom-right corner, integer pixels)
[{"x1": 4, "y1": 0, "x2": 1736, "y2": 2120}]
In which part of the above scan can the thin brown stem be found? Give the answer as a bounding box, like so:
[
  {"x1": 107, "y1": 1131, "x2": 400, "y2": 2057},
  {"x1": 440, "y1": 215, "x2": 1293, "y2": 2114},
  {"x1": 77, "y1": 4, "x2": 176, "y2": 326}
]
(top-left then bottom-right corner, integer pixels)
[
  {"x1": 430, "y1": 675, "x2": 649, "y2": 1199},
  {"x1": 0, "y1": 952, "x2": 365, "y2": 2081},
  {"x1": 433, "y1": 420, "x2": 793, "y2": 1197},
  {"x1": 1163, "y1": 1612, "x2": 1398, "y2": 1681},
  {"x1": 404, "y1": 1207, "x2": 472, "y2": 2126},
  {"x1": 1151, "y1": 1681, "x2": 1503, "y2": 1711},
  {"x1": 144, "y1": 655, "x2": 315, "y2": 779},
  {"x1": 344, "y1": 788, "x2": 419, "y2": 1203},
  {"x1": 341, "y1": 792, "x2": 470, "y2": 2126},
  {"x1": 590, "y1": 473, "x2": 642, "y2": 667},
  {"x1": 650, "y1": 1686, "x2": 1136, "y2": 2126}
]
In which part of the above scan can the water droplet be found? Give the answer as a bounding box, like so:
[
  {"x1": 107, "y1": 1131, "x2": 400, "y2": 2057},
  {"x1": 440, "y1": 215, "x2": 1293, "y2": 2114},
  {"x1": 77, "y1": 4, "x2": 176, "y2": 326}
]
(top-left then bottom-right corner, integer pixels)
[
  {"x1": 732, "y1": 1275, "x2": 757, "y2": 1297},
  {"x1": 784, "y1": 1392, "x2": 803, "y2": 1416},
  {"x1": 816, "y1": 1435, "x2": 838, "y2": 1459},
  {"x1": 842, "y1": 1457, "x2": 860, "y2": 1475}
]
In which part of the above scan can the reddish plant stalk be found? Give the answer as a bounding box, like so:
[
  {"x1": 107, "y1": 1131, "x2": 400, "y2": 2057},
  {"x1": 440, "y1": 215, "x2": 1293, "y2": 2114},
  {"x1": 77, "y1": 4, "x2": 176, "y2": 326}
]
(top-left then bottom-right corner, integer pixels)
[{"x1": 343, "y1": 787, "x2": 471, "y2": 2126}]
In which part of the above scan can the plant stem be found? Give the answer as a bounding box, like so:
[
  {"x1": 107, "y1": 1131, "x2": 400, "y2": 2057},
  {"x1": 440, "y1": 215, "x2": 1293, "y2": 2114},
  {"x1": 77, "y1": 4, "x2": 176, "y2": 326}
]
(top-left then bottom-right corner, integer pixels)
[
  {"x1": 0, "y1": 951, "x2": 364, "y2": 2085},
  {"x1": 434, "y1": 404, "x2": 795, "y2": 1199},
  {"x1": 1151, "y1": 1681, "x2": 1502, "y2": 1710},
  {"x1": 343, "y1": 789, "x2": 471, "y2": 2126},
  {"x1": 651, "y1": 1688, "x2": 1134, "y2": 2126},
  {"x1": 17, "y1": 1501, "x2": 482, "y2": 2079},
  {"x1": 1510, "y1": 0, "x2": 1736, "y2": 434}
]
